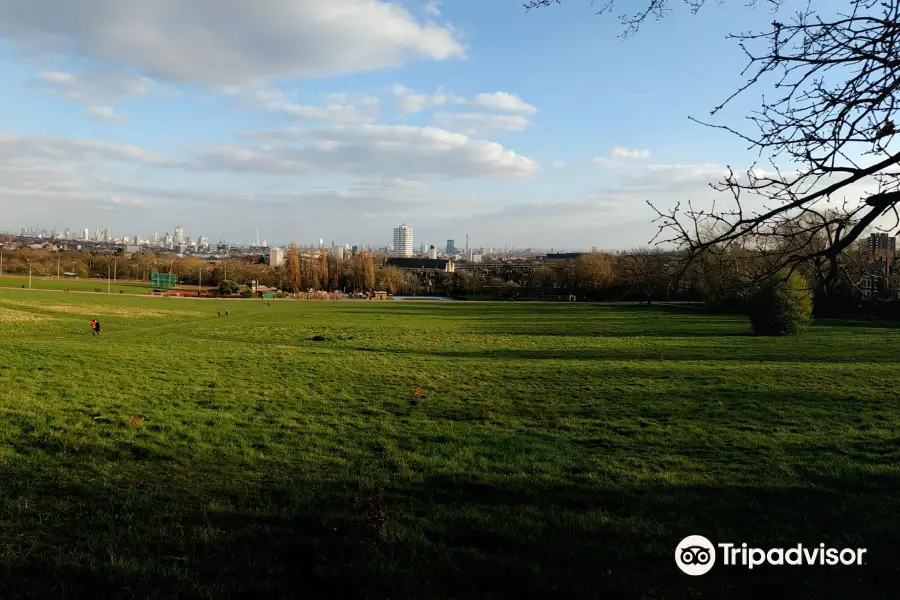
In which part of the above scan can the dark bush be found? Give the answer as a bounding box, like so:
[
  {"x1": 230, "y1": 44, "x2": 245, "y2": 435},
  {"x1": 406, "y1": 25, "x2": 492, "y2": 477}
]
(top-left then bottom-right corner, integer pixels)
[
  {"x1": 748, "y1": 270, "x2": 812, "y2": 336},
  {"x1": 217, "y1": 280, "x2": 240, "y2": 295}
]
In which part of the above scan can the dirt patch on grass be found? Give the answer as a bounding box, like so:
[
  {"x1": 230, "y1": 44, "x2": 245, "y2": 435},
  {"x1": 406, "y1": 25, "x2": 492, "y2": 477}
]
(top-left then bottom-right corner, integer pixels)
[
  {"x1": 0, "y1": 301, "x2": 192, "y2": 319},
  {"x1": 0, "y1": 307, "x2": 53, "y2": 323}
]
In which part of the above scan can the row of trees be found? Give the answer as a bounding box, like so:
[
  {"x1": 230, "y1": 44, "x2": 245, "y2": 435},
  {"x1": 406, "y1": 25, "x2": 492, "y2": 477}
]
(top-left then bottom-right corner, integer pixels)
[
  {"x1": 0, "y1": 246, "x2": 420, "y2": 295},
  {"x1": 3, "y1": 232, "x2": 891, "y2": 310}
]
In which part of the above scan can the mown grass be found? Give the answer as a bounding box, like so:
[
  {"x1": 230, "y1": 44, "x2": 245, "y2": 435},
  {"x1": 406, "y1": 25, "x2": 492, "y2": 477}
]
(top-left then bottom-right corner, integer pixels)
[
  {"x1": 0, "y1": 274, "x2": 156, "y2": 294},
  {"x1": 0, "y1": 291, "x2": 898, "y2": 599}
]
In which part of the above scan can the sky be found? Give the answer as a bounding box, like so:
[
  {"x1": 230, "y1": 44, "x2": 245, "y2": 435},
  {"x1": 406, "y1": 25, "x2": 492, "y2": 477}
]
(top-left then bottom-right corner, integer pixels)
[{"x1": 0, "y1": 0, "x2": 863, "y2": 250}]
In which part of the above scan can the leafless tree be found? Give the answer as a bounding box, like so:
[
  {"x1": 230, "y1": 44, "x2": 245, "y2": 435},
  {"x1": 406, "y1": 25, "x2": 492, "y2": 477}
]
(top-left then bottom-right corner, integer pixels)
[
  {"x1": 285, "y1": 242, "x2": 301, "y2": 293},
  {"x1": 614, "y1": 247, "x2": 669, "y2": 304},
  {"x1": 365, "y1": 253, "x2": 376, "y2": 292},
  {"x1": 527, "y1": 0, "x2": 900, "y2": 289}
]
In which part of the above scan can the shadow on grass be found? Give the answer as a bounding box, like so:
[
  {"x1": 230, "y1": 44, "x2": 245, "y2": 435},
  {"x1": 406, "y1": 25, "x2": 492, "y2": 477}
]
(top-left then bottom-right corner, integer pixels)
[
  {"x1": 0, "y1": 454, "x2": 897, "y2": 600},
  {"x1": 354, "y1": 345, "x2": 900, "y2": 363}
]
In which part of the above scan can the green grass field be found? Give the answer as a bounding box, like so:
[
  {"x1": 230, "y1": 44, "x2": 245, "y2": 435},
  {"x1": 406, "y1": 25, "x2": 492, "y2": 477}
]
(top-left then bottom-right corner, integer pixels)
[
  {"x1": 0, "y1": 290, "x2": 897, "y2": 598},
  {"x1": 0, "y1": 274, "x2": 157, "y2": 295},
  {"x1": 0, "y1": 274, "x2": 207, "y2": 295}
]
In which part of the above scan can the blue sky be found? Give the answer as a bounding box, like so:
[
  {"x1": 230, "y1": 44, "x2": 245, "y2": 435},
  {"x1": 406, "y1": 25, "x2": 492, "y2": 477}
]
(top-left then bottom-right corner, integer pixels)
[{"x1": 0, "y1": 0, "x2": 837, "y2": 249}]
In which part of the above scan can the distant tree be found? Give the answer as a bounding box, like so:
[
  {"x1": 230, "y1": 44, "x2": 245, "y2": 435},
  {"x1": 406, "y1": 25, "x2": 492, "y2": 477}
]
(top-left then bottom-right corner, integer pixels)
[
  {"x1": 377, "y1": 266, "x2": 404, "y2": 294},
  {"x1": 748, "y1": 270, "x2": 813, "y2": 336},
  {"x1": 346, "y1": 253, "x2": 365, "y2": 291},
  {"x1": 614, "y1": 248, "x2": 668, "y2": 304},
  {"x1": 217, "y1": 280, "x2": 240, "y2": 295},
  {"x1": 365, "y1": 253, "x2": 376, "y2": 292},
  {"x1": 329, "y1": 255, "x2": 342, "y2": 291},
  {"x1": 319, "y1": 249, "x2": 330, "y2": 291},
  {"x1": 285, "y1": 242, "x2": 301, "y2": 293},
  {"x1": 575, "y1": 253, "x2": 614, "y2": 289},
  {"x1": 533, "y1": 266, "x2": 556, "y2": 288}
]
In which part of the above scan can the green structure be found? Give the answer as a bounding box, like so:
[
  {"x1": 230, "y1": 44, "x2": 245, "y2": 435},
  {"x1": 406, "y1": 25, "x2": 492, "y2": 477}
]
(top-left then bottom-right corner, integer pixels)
[{"x1": 150, "y1": 269, "x2": 178, "y2": 291}]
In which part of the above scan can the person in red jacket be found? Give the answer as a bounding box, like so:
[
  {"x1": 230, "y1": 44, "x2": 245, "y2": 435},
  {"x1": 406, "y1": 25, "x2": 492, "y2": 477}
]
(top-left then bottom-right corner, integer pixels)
[{"x1": 90, "y1": 320, "x2": 97, "y2": 336}]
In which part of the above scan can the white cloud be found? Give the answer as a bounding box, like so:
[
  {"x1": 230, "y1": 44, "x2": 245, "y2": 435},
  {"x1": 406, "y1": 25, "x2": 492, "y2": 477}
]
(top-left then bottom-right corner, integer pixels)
[
  {"x1": 1, "y1": 0, "x2": 465, "y2": 87},
  {"x1": 87, "y1": 105, "x2": 125, "y2": 123},
  {"x1": 594, "y1": 147, "x2": 652, "y2": 167},
  {"x1": 0, "y1": 133, "x2": 182, "y2": 167},
  {"x1": 251, "y1": 88, "x2": 379, "y2": 124},
  {"x1": 469, "y1": 92, "x2": 537, "y2": 114},
  {"x1": 430, "y1": 112, "x2": 530, "y2": 135},
  {"x1": 205, "y1": 124, "x2": 539, "y2": 179},
  {"x1": 423, "y1": 1, "x2": 441, "y2": 17},
  {"x1": 36, "y1": 70, "x2": 150, "y2": 103},
  {"x1": 390, "y1": 83, "x2": 455, "y2": 113},
  {"x1": 611, "y1": 147, "x2": 650, "y2": 159}
]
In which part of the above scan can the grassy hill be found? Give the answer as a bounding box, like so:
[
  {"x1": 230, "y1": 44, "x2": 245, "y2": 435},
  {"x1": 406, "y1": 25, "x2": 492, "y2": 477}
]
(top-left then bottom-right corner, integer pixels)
[{"x1": 0, "y1": 290, "x2": 897, "y2": 598}]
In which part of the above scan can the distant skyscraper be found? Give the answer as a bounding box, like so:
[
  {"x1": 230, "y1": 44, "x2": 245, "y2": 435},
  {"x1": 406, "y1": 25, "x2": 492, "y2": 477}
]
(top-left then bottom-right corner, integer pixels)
[
  {"x1": 446, "y1": 239, "x2": 455, "y2": 254},
  {"x1": 428, "y1": 245, "x2": 438, "y2": 259},
  {"x1": 83, "y1": 228, "x2": 89, "y2": 240},
  {"x1": 174, "y1": 225, "x2": 184, "y2": 244},
  {"x1": 102, "y1": 228, "x2": 111, "y2": 242},
  {"x1": 269, "y1": 247, "x2": 285, "y2": 267},
  {"x1": 392, "y1": 224, "x2": 413, "y2": 257}
]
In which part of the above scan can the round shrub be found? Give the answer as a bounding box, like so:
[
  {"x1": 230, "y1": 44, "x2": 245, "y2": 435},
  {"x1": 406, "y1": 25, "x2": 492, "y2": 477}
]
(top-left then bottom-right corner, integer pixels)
[{"x1": 748, "y1": 270, "x2": 812, "y2": 336}]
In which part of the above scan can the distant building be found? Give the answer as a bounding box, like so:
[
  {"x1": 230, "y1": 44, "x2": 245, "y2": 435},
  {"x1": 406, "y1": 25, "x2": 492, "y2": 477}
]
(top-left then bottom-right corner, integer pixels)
[
  {"x1": 329, "y1": 247, "x2": 345, "y2": 260},
  {"x1": 384, "y1": 257, "x2": 454, "y2": 273},
  {"x1": 446, "y1": 239, "x2": 455, "y2": 254},
  {"x1": 351, "y1": 245, "x2": 359, "y2": 256},
  {"x1": 867, "y1": 232, "x2": 896, "y2": 257},
  {"x1": 174, "y1": 225, "x2": 185, "y2": 244},
  {"x1": 392, "y1": 224, "x2": 414, "y2": 258},
  {"x1": 428, "y1": 245, "x2": 438, "y2": 259},
  {"x1": 102, "y1": 228, "x2": 111, "y2": 242},
  {"x1": 269, "y1": 247, "x2": 285, "y2": 267}
]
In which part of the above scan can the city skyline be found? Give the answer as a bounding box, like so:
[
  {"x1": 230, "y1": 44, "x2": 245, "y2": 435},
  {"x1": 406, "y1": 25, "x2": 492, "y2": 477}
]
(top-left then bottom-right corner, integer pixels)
[{"x1": 11, "y1": 220, "x2": 545, "y2": 252}]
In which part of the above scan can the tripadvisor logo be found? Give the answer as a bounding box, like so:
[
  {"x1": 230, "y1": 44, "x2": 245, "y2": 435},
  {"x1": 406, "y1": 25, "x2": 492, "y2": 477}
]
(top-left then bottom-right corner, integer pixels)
[{"x1": 675, "y1": 535, "x2": 867, "y2": 576}]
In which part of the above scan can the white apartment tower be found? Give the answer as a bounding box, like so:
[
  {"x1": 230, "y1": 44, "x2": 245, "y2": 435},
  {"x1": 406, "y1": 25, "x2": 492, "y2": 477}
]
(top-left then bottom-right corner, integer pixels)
[
  {"x1": 392, "y1": 224, "x2": 413, "y2": 257},
  {"x1": 269, "y1": 247, "x2": 286, "y2": 267}
]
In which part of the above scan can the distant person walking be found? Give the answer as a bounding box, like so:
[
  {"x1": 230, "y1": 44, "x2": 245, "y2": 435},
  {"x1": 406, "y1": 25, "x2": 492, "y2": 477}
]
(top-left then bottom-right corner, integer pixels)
[
  {"x1": 225, "y1": 310, "x2": 229, "y2": 317},
  {"x1": 217, "y1": 311, "x2": 221, "y2": 317},
  {"x1": 92, "y1": 320, "x2": 100, "y2": 336},
  {"x1": 90, "y1": 320, "x2": 97, "y2": 336}
]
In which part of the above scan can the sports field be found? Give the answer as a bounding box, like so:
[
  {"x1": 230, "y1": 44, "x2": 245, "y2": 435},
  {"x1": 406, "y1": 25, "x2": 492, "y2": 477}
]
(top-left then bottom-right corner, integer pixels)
[
  {"x1": 0, "y1": 289, "x2": 897, "y2": 598},
  {"x1": 0, "y1": 274, "x2": 159, "y2": 295}
]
